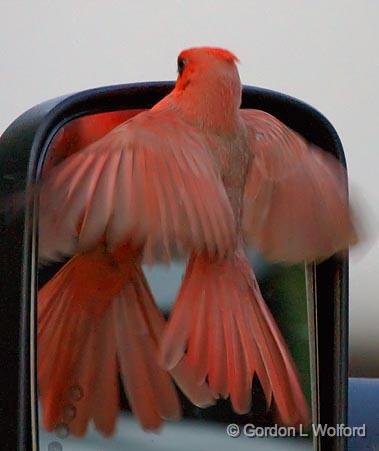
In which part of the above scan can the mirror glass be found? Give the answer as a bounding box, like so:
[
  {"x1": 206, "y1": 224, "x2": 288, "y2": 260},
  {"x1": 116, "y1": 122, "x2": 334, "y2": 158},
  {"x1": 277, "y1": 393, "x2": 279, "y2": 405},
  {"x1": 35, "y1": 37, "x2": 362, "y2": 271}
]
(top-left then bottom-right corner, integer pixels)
[{"x1": 37, "y1": 110, "x2": 314, "y2": 451}]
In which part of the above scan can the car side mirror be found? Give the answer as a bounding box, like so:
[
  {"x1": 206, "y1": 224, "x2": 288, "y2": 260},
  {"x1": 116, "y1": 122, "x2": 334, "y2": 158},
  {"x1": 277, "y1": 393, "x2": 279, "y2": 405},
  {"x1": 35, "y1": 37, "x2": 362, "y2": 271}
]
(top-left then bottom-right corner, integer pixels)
[{"x1": 0, "y1": 82, "x2": 349, "y2": 451}]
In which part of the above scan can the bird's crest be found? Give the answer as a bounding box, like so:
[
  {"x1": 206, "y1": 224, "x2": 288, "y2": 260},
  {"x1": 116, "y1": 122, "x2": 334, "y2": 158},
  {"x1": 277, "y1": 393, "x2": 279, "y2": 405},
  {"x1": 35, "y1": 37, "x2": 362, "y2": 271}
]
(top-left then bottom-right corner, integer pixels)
[{"x1": 179, "y1": 47, "x2": 239, "y2": 63}]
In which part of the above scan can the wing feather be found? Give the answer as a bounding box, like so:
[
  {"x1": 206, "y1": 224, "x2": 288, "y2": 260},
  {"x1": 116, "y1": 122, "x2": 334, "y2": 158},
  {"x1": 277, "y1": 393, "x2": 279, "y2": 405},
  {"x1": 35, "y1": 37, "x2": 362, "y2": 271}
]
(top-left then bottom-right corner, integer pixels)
[
  {"x1": 241, "y1": 109, "x2": 357, "y2": 263},
  {"x1": 40, "y1": 109, "x2": 235, "y2": 262}
]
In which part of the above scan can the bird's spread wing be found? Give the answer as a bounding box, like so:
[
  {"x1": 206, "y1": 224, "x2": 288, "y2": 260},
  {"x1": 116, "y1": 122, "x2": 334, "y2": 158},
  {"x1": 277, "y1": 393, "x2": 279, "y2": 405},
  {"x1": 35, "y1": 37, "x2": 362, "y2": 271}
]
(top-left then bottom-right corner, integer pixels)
[
  {"x1": 39, "y1": 109, "x2": 235, "y2": 262},
  {"x1": 240, "y1": 109, "x2": 357, "y2": 263}
]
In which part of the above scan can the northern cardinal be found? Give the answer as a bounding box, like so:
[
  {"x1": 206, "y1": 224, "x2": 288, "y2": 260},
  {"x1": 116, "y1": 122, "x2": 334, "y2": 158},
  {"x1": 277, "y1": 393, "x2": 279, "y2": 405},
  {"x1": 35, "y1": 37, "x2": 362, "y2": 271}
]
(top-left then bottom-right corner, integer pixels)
[{"x1": 38, "y1": 47, "x2": 356, "y2": 436}]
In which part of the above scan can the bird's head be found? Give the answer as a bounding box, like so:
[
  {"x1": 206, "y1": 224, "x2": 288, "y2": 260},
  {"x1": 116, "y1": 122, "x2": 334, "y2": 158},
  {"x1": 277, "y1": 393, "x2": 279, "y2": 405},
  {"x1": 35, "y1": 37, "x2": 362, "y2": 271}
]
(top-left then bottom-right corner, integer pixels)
[{"x1": 172, "y1": 47, "x2": 242, "y2": 129}]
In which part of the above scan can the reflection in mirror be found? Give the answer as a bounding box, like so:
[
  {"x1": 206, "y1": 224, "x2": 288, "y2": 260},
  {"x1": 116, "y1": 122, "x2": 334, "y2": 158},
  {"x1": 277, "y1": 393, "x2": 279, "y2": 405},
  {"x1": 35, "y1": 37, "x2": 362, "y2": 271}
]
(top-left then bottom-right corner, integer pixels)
[{"x1": 37, "y1": 111, "x2": 314, "y2": 451}]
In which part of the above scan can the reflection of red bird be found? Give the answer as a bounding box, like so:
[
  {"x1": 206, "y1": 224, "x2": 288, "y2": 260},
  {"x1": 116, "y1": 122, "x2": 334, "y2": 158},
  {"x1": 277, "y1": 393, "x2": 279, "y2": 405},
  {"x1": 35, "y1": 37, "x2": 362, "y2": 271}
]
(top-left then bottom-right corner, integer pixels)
[
  {"x1": 43, "y1": 110, "x2": 142, "y2": 172},
  {"x1": 38, "y1": 47, "x2": 356, "y2": 436}
]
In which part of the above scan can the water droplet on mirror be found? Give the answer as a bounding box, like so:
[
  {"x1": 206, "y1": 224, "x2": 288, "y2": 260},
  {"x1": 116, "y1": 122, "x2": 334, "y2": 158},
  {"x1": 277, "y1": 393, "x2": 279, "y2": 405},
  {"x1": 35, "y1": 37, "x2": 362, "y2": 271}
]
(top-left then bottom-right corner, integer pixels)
[
  {"x1": 48, "y1": 442, "x2": 62, "y2": 451},
  {"x1": 69, "y1": 384, "x2": 83, "y2": 401},
  {"x1": 54, "y1": 422, "x2": 69, "y2": 439},
  {"x1": 62, "y1": 404, "x2": 76, "y2": 422}
]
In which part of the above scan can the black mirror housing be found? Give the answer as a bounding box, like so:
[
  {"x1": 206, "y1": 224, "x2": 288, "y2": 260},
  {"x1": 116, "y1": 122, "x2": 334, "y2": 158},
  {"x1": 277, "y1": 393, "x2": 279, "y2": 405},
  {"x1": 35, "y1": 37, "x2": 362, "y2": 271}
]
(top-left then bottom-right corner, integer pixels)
[{"x1": 0, "y1": 82, "x2": 348, "y2": 451}]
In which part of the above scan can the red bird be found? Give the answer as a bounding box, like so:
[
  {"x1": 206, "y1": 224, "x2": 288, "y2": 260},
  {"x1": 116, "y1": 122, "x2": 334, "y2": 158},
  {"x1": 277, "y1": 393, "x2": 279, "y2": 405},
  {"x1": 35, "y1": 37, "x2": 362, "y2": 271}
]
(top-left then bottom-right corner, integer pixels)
[{"x1": 38, "y1": 47, "x2": 356, "y2": 436}]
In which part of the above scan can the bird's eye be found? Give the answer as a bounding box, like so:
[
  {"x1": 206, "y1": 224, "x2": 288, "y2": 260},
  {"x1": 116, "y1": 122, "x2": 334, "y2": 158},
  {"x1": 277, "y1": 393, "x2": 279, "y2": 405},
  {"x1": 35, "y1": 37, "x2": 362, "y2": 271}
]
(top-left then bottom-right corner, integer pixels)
[{"x1": 177, "y1": 57, "x2": 186, "y2": 76}]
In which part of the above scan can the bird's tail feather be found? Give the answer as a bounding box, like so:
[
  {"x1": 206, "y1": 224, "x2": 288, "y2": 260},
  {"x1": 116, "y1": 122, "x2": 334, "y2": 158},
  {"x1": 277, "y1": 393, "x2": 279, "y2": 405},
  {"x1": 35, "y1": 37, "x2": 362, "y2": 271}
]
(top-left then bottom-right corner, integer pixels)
[
  {"x1": 38, "y1": 248, "x2": 213, "y2": 437},
  {"x1": 160, "y1": 250, "x2": 310, "y2": 426}
]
